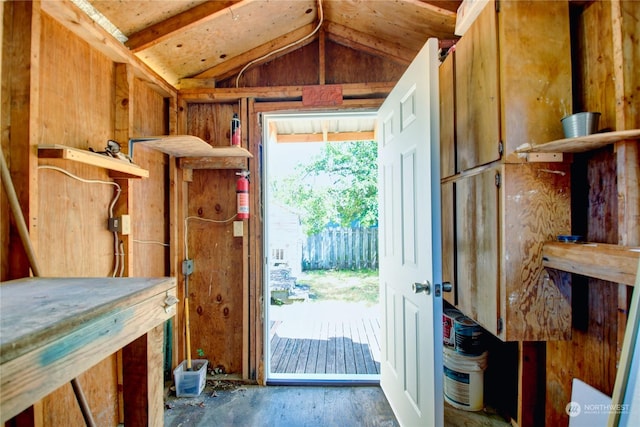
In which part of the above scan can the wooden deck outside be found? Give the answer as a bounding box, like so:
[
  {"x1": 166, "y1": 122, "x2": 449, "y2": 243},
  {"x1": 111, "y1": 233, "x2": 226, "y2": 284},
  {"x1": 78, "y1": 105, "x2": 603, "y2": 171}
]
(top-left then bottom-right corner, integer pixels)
[{"x1": 270, "y1": 318, "x2": 382, "y2": 375}]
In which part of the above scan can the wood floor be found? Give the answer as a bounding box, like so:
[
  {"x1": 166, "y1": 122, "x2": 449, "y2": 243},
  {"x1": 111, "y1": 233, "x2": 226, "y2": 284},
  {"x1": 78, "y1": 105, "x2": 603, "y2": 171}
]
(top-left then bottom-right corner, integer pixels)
[
  {"x1": 269, "y1": 318, "x2": 381, "y2": 375},
  {"x1": 165, "y1": 384, "x2": 399, "y2": 427},
  {"x1": 164, "y1": 382, "x2": 513, "y2": 427}
]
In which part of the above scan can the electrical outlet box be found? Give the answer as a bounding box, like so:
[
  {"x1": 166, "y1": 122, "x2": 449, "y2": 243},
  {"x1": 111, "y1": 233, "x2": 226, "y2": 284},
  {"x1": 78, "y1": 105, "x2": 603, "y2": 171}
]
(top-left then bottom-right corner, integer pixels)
[
  {"x1": 233, "y1": 221, "x2": 244, "y2": 237},
  {"x1": 108, "y1": 215, "x2": 131, "y2": 235},
  {"x1": 182, "y1": 259, "x2": 194, "y2": 276}
]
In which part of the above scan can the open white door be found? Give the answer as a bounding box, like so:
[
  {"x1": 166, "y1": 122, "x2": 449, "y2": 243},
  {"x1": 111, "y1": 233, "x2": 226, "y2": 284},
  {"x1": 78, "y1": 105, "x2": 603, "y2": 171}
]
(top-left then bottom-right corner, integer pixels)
[{"x1": 377, "y1": 38, "x2": 443, "y2": 426}]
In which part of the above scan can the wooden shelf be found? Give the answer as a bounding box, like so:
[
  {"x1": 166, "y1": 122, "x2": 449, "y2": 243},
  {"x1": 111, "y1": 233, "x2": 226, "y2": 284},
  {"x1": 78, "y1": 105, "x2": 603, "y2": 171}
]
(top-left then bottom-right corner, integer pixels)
[
  {"x1": 38, "y1": 144, "x2": 149, "y2": 179},
  {"x1": 543, "y1": 241, "x2": 640, "y2": 286},
  {"x1": 516, "y1": 129, "x2": 640, "y2": 154},
  {"x1": 129, "y1": 135, "x2": 253, "y2": 160},
  {"x1": 178, "y1": 156, "x2": 248, "y2": 170}
]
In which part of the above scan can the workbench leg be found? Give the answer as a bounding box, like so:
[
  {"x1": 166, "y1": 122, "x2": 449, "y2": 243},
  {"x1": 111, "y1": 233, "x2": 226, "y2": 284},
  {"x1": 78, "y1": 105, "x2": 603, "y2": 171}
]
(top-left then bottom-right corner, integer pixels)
[
  {"x1": 4, "y1": 401, "x2": 43, "y2": 427},
  {"x1": 122, "y1": 324, "x2": 165, "y2": 426}
]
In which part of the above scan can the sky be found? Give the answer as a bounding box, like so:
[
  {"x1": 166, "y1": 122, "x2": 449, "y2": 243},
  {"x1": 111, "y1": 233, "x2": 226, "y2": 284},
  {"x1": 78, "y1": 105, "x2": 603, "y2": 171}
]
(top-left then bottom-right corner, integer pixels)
[{"x1": 266, "y1": 140, "x2": 325, "y2": 180}]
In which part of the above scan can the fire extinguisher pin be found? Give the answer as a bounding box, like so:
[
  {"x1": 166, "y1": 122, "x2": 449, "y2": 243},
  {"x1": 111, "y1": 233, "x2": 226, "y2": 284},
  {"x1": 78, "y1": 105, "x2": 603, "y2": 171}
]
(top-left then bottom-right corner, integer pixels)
[{"x1": 236, "y1": 170, "x2": 250, "y2": 181}]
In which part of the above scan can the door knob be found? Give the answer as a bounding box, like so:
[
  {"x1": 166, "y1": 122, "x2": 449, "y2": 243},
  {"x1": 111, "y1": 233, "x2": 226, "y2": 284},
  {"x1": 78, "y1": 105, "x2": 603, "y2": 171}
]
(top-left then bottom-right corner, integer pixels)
[
  {"x1": 434, "y1": 282, "x2": 452, "y2": 297},
  {"x1": 413, "y1": 281, "x2": 431, "y2": 295}
]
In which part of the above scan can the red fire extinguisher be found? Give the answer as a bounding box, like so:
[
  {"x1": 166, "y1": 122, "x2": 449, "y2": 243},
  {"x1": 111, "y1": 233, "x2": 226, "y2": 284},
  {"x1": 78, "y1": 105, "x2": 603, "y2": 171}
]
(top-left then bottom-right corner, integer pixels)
[
  {"x1": 236, "y1": 170, "x2": 250, "y2": 219},
  {"x1": 231, "y1": 113, "x2": 241, "y2": 146}
]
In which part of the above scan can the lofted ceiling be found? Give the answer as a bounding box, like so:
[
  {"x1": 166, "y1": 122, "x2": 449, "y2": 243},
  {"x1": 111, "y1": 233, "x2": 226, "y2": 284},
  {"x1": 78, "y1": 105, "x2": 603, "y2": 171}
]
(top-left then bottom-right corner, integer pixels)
[
  {"x1": 83, "y1": 0, "x2": 461, "y2": 88},
  {"x1": 75, "y1": 0, "x2": 461, "y2": 143}
]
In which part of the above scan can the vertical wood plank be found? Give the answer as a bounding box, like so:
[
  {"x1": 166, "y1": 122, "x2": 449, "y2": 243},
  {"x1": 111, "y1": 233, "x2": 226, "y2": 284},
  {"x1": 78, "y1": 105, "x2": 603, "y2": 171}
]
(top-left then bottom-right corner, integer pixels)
[
  {"x1": 612, "y1": 0, "x2": 640, "y2": 401},
  {"x1": 318, "y1": 29, "x2": 326, "y2": 85},
  {"x1": 122, "y1": 324, "x2": 165, "y2": 427},
  {"x1": 455, "y1": 167, "x2": 499, "y2": 335},
  {"x1": 248, "y1": 97, "x2": 265, "y2": 383},
  {"x1": 454, "y1": 1, "x2": 499, "y2": 171},
  {"x1": 518, "y1": 342, "x2": 545, "y2": 427},
  {"x1": 2, "y1": 0, "x2": 37, "y2": 281},
  {"x1": 241, "y1": 96, "x2": 250, "y2": 380},
  {"x1": 172, "y1": 96, "x2": 189, "y2": 369},
  {"x1": 439, "y1": 51, "x2": 455, "y2": 179},
  {"x1": 441, "y1": 182, "x2": 455, "y2": 306}
]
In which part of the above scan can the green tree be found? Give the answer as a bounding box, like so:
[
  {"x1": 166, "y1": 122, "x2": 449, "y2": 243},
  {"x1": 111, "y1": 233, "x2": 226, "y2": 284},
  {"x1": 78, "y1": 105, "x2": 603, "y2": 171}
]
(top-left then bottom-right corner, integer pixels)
[{"x1": 273, "y1": 140, "x2": 378, "y2": 235}]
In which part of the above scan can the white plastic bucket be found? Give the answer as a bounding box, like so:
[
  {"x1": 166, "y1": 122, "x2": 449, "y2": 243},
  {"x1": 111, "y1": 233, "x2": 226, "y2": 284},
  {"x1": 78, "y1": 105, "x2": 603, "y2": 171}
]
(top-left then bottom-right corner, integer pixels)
[{"x1": 443, "y1": 347, "x2": 488, "y2": 411}]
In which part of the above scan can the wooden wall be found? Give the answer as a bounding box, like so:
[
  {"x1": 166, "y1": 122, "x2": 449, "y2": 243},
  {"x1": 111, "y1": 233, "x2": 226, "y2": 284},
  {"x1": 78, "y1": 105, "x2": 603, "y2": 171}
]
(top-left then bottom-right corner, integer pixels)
[
  {"x1": 218, "y1": 38, "x2": 405, "y2": 87},
  {"x1": 545, "y1": 1, "x2": 640, "y2": 425},
  {"x1": 2, "y1": 1, "x2": 637, "y2": 426},
  {"x1": 1, "y1": 3, "x2": 172, "y2": 425},
  {"x1": 183, "y1": 103, "x2": 245, "y2": 374},
  {"x1": 180, "y1": 39, "x2": 403, "y2": 379}
]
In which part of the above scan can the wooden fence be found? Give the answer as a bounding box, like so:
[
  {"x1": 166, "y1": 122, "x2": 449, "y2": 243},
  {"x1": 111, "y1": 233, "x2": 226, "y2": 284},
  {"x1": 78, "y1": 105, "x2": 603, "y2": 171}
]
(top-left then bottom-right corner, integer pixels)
[{"x1": 302, "y1": 227, "x2": 378, "y2": 270}]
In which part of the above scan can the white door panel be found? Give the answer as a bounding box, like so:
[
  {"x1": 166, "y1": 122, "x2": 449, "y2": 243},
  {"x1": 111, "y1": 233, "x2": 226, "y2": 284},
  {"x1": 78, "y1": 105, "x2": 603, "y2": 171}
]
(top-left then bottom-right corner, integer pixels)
[{"x1": 378, "y1": 38, "x2": 443, "y2": 427}]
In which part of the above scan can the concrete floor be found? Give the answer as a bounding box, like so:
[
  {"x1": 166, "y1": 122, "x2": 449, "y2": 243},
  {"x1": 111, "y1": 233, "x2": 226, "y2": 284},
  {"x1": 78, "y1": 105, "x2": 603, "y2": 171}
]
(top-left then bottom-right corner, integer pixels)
[{"x1": 164, "y1": 380, "x2": 513, "y2": 427}]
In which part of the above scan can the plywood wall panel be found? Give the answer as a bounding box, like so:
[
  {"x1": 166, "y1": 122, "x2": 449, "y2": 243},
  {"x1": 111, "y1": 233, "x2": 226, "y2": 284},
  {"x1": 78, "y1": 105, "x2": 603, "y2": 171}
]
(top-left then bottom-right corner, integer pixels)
[
  {"x1": 186, "y1": 102, "x2": 245, "y2": 373},
  {"x1": 35, "y1": 14, "x2": 134, "y2": 427},
  {"x1": 325, "y1": 41, "x2": 404, "y2": 84},
  {"x1": 37, "y1": 16, "x2": 117, "y2": 278},
  {"x1": 223, "y1": 41, "x2": 319, "y2": 88},
  {"x1": 502, "y1": 163, "x2": 572, "y2": 341},
  {"x1": 131, "y1": 79, "x2": 169, "y2": 277},
  {"x1": 39, "y1": 16, "x2": 114, "y2": 149},
  {"x1": 219, "y1": 39, "x2": 404, "y2": 88},
  {"x1": 37, "y1": 162, "x2": 117, "y2": 277},
  {"x1": 131, "y1": 145, "x2": 169, "y2": 277},
  {"x1": 186, "y1": 170, "x2": 243, "y2": 373}
]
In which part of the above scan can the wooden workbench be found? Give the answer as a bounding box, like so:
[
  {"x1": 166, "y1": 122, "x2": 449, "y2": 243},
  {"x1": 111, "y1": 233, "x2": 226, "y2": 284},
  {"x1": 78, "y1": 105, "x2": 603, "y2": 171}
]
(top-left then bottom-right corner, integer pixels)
[{"x1": 0, "y1": 277, "x2": 177, "y2": 424}]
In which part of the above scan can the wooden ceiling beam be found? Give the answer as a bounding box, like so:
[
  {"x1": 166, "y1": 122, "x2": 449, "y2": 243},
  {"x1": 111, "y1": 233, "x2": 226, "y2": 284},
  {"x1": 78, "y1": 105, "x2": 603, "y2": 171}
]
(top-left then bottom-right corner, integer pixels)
[
  {"x1": 125, "y1": 1, "x2": 241, "y2": 53},
  {"x1": 274, "y1": 131, "x2": 376, "y2": 144},
  {"x1": 179, "y1": 82, "x2": 394, "y2": 103},
  {"x1": 416, "y1": 0, "x2": 462, "y2": 14},
  {"x1": 324, "y1": 21, "x2": 414, "y2": 66},
  {"x1": 188, "y1": 23, "x2": 318, "y2": 86}
]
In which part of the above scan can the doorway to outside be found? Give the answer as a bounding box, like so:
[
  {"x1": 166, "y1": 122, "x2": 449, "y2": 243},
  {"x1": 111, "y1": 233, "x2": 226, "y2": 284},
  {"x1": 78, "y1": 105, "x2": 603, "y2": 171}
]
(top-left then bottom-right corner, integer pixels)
[{"x1": 263, "y1": 111, "x2": 380, "y2": 383}]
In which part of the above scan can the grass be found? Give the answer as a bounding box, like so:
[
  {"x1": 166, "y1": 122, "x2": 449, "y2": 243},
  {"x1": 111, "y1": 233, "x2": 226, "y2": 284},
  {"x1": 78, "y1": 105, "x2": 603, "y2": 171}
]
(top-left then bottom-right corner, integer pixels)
[{"x1": 297, "y1": 269, "x2": 379, "y2": 306}]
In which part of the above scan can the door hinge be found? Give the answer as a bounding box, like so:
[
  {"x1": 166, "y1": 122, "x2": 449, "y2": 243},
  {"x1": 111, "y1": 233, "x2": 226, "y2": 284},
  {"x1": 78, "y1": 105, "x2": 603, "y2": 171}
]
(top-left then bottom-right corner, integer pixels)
[
  {"x1": 495, "y1": 172, "x2": 501, "y2": 188},
  {"x1": 498, "y1": 141, "x2": 504, "y2": 156},
  {"x1": 497, "y1": 317, "x2": 504, "y2": 333}
]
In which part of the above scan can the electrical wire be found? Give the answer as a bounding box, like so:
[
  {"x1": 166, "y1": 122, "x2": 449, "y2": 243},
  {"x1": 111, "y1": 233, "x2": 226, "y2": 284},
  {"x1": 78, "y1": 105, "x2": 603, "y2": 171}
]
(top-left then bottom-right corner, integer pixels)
[
  {"x1": 133, "y1": 239, "x2": 170, "y2": 247},
  {"x1": 235, "y1": 0, "x2": 324, "y2": 88},
  {"x1": 38, "y1": 165, "x2": 122, "y2": 277},
  {"x1": 113, "y1": 232, "x2": 119, "y2": 277},
  {"x1": 118, "y1": 240, "x2": 125, "y2": 277},
  {"x1": 184, "y1": 214, "x2": 237, "y2": 260}
]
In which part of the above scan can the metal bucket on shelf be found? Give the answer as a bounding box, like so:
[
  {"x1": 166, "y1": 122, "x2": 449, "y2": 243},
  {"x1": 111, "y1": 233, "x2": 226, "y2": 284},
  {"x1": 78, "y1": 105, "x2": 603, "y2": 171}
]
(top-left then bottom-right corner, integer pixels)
[{"x1": 561, "y1": 112, "x2": 600, "y2": 138}]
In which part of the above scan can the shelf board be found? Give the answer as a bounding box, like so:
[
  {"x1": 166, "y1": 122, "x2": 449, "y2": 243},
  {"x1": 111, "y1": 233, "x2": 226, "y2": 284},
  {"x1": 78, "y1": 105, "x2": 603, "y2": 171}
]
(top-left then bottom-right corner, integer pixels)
[
  {"x1": 129, "y1": 135, "x2": 253, "y2": 159},
  {"x1": 543, "y1": 241, "x2": 640, "y2": 286},
  {"x1": 516, "y1": 129, "x2": 640, "y2": 154},
  {"x1": 178, "y1": 156, "x2": 248, "y2": 170},
  {"x1": 38, "y1": 144, "x2": 149, "y2": 179}
]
